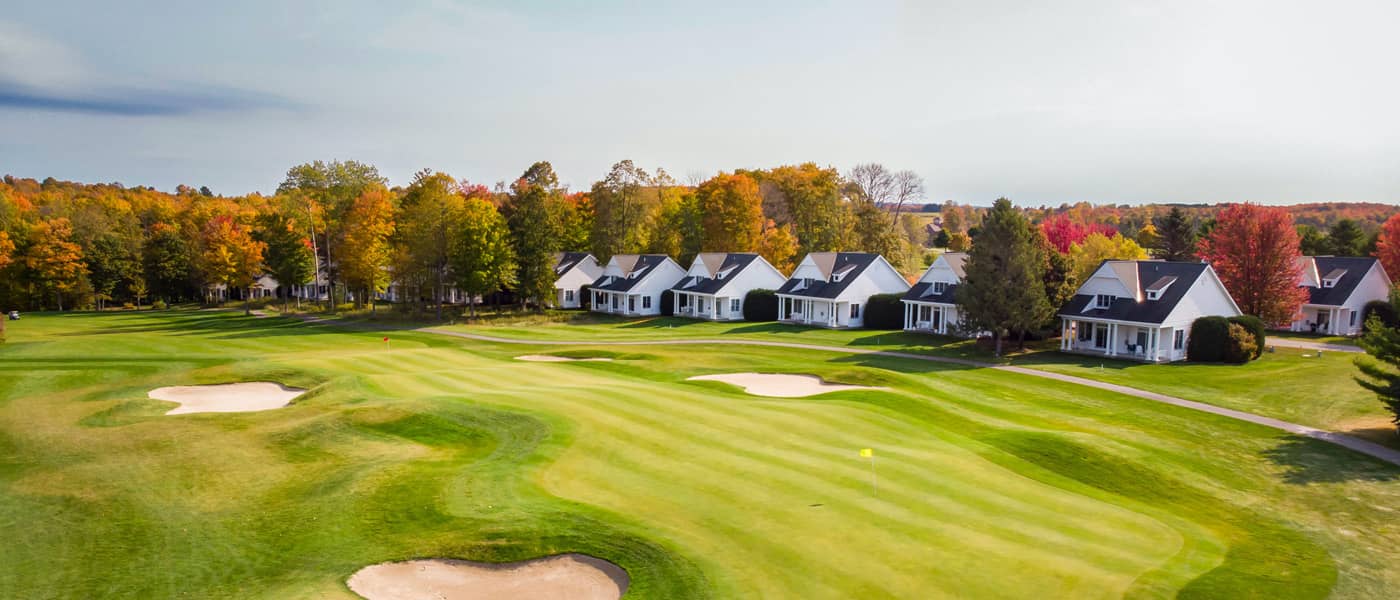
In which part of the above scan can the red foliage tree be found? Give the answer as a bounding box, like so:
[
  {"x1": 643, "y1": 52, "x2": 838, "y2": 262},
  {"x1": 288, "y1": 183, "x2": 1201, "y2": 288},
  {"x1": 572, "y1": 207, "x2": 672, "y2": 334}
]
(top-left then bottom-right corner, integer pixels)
[
  {"x1": 1040, "y1": 215, "x2": 1117, "y2": 254},
  {"x1": 1374, "y1": 213, "x2": 1400, "y2": 282},
  {"x1": 1197, "y1": 203, "x2": 1308, "y2": 325}
]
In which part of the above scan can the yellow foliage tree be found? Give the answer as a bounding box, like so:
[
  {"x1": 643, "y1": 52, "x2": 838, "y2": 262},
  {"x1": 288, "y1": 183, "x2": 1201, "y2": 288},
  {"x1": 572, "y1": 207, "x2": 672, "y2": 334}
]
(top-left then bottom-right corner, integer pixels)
[
  {"x1": 25, "y1": 218, "x2": 86, "y2": 311},
  {"x1": 199, "y1": 215, "x2": 266, "y2": 315},
  {"x1": 698, "y1": 172, "x2": 763, "y2": 252},
  {"x1": 1068, "y1": 232, "x2": 1149, "y2": 283},
  {"x1": 338, "y1": 187, "x2": 396, "y2": 312},
  {"x1": 757, "y1": 220, "x2": 799, "y2": 273},
  {"x1": 947, "y1": 231, "x2": 972, "y2": 252}
]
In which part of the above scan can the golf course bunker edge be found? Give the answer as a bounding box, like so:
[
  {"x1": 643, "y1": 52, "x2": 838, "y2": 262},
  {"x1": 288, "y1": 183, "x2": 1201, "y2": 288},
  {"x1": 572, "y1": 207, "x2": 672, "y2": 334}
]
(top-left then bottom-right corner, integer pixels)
[
  {"x1": 148, "y1": 382, "x2": 305, "y2": 415},
  {"x1": 687, "y1": 372, "x2": 885, "y2": 398},
  {"x1": 347, "y1": 554, "x2": 629, "y2": 600}
]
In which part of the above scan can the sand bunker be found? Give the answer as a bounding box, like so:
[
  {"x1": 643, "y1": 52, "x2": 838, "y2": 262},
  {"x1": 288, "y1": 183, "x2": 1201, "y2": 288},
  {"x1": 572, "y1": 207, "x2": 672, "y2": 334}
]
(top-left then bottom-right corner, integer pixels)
[
  {"x1": 148, "y1": 382, "x2": 305, "y2": 415},
  {"x1": 515, "y1": 354, "x2": 613, "y2": 363},
  {"x1": 687, "y1": 373, "x2": 884, "y2": 398},
  {"x1": 347, "y1": 554, "x2": 628, "y2": 600}
]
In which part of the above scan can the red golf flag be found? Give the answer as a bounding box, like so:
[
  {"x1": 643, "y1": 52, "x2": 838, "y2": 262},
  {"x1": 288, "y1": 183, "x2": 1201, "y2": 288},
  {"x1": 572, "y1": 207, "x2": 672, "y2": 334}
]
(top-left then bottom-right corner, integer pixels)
[{"x1": 382, "y1": 336, "x2": 389, "y2": 342}]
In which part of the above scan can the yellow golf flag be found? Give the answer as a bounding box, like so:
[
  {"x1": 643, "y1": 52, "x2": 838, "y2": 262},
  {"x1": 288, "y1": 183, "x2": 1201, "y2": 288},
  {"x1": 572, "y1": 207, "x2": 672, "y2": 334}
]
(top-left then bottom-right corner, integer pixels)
[{"x1": 859, "y1": 448, "x2": 873, "y2": 458}]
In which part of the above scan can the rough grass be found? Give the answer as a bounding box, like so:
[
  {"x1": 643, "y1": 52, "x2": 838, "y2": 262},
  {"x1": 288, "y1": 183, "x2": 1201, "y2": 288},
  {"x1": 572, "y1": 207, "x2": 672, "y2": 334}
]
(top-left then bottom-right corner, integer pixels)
[{"x1": 1, "y1": 311, "x2": 1398, "y2": 598}]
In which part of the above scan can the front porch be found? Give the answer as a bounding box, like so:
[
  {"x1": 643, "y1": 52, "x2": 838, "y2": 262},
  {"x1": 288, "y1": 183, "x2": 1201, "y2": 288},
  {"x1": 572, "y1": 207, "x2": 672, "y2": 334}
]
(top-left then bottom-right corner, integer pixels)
[
  {"x1": 1059, "y1": 317, "x2": 1186, "y2": 362},
  {"x1": 777, "y1": 295, "x2": 851, "y2": 328},
  {"x1": 1290, "y1": 305, "x2": 1356, "y2": 336},
  {"x1": 591, "y1": 290, "x2": 647, "y2": 316},
  {"x1": 904, "y1": 301, "x2": 956, "y2": 335},
  {"x1": 674, "y1": 291, "x2": 741, "y2": 321}
]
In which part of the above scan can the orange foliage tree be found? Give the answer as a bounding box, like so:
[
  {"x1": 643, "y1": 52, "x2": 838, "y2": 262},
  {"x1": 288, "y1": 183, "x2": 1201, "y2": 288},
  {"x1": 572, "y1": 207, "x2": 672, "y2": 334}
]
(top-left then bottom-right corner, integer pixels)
[
  {"x1": 1197, "y1": 203, "x2": 1308, "y2": 325},
  {"x1": 199, "y1": 214, "x2": 266, "y2": 315},
  {"x1": 24, "y1": 218, "x2": 87, "y2": 311},
  {"x1": 698, "y1": 172, "x2": 763, "y2": 252},
  {"x1": 1373, "y1": 213, "x2": 1400, "y2": 283},
  {"x1": 338, "y1": 187, "x2": 396, "y2": 311}
]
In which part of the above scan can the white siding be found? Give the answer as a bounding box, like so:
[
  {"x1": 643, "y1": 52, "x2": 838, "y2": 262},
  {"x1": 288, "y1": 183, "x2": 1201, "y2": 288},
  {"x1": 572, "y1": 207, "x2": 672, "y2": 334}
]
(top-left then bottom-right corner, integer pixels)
[
  {"x1": 554, "y1": 256, "x2": 602, "y2": 309},
  {"x1": 1341, "y1": 262, "x2": 1392, "y2": 334}
]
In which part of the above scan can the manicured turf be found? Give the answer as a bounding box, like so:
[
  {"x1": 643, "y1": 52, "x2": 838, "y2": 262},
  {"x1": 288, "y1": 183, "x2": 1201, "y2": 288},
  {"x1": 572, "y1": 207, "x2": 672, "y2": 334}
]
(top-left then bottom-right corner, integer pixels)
[
  {"x1": 439, "y1": 313, "x2": 1399, "y2": 446},
  {"x1": 2, "y1": 311, "x2": 1399, "y2": 598}
]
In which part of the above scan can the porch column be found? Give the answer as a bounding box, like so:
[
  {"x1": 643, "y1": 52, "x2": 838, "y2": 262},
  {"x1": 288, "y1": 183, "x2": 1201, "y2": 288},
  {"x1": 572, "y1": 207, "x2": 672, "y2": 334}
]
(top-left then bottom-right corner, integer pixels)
[
  {"x1": 1060, "y1": 319, "x2": 1069, "y2": 350},
  {"x1": 1108, "y1": 323, "x2": 1117, "y2": 356},
  {"x1": 779, "y1": 296, "x2": 785, "y2": 320},
  {"x1": 711, "y1": 297, "x2": 718, "y2": 320},
  {"x1": 904, "y1": 303, "x2": 911, "y2": 330}
]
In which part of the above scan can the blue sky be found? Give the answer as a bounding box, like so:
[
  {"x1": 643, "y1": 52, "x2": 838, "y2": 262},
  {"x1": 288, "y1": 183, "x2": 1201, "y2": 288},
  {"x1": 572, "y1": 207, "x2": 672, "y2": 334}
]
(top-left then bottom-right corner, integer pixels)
[{"x1": 2, "y1": 0, "x2": 1398, "y2": 205}]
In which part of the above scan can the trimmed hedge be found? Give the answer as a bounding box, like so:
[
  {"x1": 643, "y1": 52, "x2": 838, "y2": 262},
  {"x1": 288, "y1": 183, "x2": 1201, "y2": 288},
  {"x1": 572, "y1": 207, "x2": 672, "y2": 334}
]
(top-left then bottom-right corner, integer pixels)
[
  {"x1": 659, "y1": 289, "x2": 675, "y2": 317},
  {"x1": 1227, "y1": 315, "x2": 1266, "y2": 359},
  {"x1": 1187, "y1": 316, "x2": 1231, "y2": 362},
  {"x1": 743, "y1": 289, "x2": 778, "y2": 322},
  {"x1": 863, "y1": 293, "x2": 905, "y2": 330},
  {"x1": 1362, "y1": 300, "x2": 1399, "y2": 329}
]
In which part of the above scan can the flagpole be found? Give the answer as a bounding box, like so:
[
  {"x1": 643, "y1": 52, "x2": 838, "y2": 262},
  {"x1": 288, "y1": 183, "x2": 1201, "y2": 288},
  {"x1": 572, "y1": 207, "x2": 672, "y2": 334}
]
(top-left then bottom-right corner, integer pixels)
[{"x1": 870, "y1": 455, "x2": 878, "y2": 496}]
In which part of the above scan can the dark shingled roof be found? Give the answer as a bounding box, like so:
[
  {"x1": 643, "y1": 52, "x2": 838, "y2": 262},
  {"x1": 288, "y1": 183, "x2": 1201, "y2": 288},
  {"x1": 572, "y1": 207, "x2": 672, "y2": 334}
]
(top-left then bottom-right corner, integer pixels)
[
  {"x1": 776, "y1": 253, "x2": 881, "y2": 299},
  {"x1": 1303, "y1": 256, "x2": 1377, "y2": 306},
  {"x1": 903, "y1": 282, "x2": 958, "y2": 304},
  {"x1": 554, "y1": 252, "x2": 592, "y2": 276},
  {"x1": 590, "y1": 255, "x2": 672, "y2": 293},
  {"x1": 1056, "y1": 261, "x2": 1210, "y2": 324},
  {"x1": 671, "y1": 253, "x2": 761, "y2": 295}
]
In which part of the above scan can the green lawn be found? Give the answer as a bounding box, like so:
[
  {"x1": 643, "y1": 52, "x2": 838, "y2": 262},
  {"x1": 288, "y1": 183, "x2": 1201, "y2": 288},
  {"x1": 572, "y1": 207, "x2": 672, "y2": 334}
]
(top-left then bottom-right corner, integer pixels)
[
  {"x1": 2, "y1": 311, "x2": 1399, "y2": 598},
  {"x1": 436, "y1": 313, "x2": 1398, "y2": 446}
]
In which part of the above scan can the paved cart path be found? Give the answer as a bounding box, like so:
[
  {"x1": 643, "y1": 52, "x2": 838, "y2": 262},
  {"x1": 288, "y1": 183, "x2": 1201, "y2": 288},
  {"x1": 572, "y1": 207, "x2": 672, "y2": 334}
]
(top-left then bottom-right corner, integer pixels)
[
  {"x1": 1268, "y1": 337, "x2": 1364, "y2": 353},
  {"x1": 422, "y1": 328, "x2": 1400, "y2": 468}
]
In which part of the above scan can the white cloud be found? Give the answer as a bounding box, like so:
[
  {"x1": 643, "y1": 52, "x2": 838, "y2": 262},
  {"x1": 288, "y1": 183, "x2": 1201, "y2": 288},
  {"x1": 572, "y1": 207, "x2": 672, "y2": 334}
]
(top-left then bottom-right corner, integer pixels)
[{"x1": 0, "y1": 20, "x2": 90, "y2": 90}]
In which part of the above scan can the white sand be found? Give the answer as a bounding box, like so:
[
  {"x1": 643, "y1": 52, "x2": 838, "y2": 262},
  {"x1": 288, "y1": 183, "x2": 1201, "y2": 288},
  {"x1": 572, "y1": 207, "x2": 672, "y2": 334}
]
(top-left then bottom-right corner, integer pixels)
[
  {"x1": 148, "y1": 382, "x2": 305, "y2": 415},
  {"x1": 687, "y1": 373, "x2": 884, "y2": 398},
  {"x1": 515, "y1": 355, "x2": 613, "y2": 363},
  {"x1": 347, "y1": 554, "x2": 628, "y2": 600}
]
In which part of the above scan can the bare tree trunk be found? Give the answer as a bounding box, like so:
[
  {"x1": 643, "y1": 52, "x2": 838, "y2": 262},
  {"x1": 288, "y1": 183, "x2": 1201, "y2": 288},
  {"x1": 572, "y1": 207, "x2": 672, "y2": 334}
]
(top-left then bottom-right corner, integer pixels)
[
  {"x1": 994, "y1": 331, "x2": 1003, "y2": 357},
  {"x1": 244, "y1": 289, "x2": 251, "y2": 316}
]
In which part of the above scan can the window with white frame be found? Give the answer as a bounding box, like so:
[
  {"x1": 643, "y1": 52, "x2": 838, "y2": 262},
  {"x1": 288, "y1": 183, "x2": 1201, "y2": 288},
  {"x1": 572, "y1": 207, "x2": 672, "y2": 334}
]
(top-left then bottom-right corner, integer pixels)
[
  {"x1": 1174, "y1": 329, "x2": 1185, "y2": 350},
  {"x1": 642, "y1": 296, "x2": 652, "y2": 309},
  {"x1": 850, "y1": 304, "x2": 861, "y2": 319},
  {"x1": 730, "y1": 298, "x2": 741, "y2": 313},
  {"x1": 1095, "y1": 294, "x2": 1114, "y2": 309},
  {"x1": 933, "y1": 281, "x2": 948, "y2": 294},
  {"x1": 1351, "y1": 311, "x2": 1358, "y2": 326},
  {"x1": 565, "y1": 290, "x2": 575, "y2": 302}
]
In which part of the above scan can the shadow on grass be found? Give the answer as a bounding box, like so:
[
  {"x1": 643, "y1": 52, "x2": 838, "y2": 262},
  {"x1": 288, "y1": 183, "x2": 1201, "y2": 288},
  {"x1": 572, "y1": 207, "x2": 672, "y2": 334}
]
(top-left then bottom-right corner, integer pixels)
[{"x1": 1261, "y1": 436, "x2": 1400, "y2": 484}]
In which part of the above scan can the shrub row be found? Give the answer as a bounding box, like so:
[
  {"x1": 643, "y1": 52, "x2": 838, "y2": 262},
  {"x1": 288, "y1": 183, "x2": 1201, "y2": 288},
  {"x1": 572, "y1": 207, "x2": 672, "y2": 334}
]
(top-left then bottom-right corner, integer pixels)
[{"x1": 1187, "y1": 315, "x2": 1265, "y2": 364}]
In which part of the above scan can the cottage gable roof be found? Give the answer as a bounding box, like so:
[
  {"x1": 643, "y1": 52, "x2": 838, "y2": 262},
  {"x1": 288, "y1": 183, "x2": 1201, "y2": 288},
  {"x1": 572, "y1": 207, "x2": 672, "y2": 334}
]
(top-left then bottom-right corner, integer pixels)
[
  {"x1": 1300, "y1": 256, "x2": 1378, "y2": 306},
  {"x1": 777, "y1": 253, "x2": 882, "y2": 299},
  {"x1": 670, "y1": 253, "x2": 763, "y2": 295},
  {"x1": 590, "y1": 254, "x2": 673, "y2": 292},
  {"x1": 1057, "y1": 261, "x2": 1212, "y2": 324}
]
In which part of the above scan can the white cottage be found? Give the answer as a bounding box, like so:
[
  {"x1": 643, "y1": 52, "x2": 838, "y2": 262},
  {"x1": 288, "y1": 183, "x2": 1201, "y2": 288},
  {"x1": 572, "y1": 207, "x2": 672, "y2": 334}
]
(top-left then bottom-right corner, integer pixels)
[
  {"x1": 671, "y1": 253, "x2": 788, "y2": 321},
  {"x1": 553, "y1": 252, "x2": 602, "y2": 309},
  {"x1": 1058, "y1": 260, "x2": 1241, "y2": 362},
  {"x1": 902, "y1": 252, "x2": 967, "y2": 335},
  {"x1": 589, "y1": 254, "x2": 687, "y2": 317},
  {"x1": 1289, "y1": 256, "x2": 1392, "y2": 336},
  {"x1": 775, "y1": 252, "x2": 910, "y2": 328}
]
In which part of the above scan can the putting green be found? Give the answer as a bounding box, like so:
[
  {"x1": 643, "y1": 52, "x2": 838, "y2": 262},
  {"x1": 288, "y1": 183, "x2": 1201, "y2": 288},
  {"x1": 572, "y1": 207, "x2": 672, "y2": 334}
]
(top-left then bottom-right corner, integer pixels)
[{"x1": 1, "y1": 311, "x2": 1396, "y2": 598}]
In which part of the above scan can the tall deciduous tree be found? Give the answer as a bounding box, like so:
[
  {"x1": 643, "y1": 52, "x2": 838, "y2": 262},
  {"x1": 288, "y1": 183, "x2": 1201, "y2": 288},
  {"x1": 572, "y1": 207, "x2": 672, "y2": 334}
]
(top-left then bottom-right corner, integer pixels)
[
  {"x1": 1296, "y1": 224, "x2": 1328, "y2": 256},
  {"x1": 758, "y1": 164, "x2": 847, "y2": 254},
  {"x1": 956, "y1": 198, "x2": 1051, "y2": 356},
  {"x1": 84, "y1": 232, "x2": 138, "y2": 310},
  {"x1": 0, "y1": 230, "x2": 12, "y2": 339},
  {"x1": 198, "y1": 215, "x2": 265, "y2": 315},
  {"x1": 338, "y1": 187, "x2": 396, "y2": 312},
  {"x1": 1374, "y1": 213, "x2": 1400, "y2": 283},
  {"x1": 397, "y1": 171, "x2": 467, "y2": 319},
  {"x1": 1153, "y1": 207, "x2": 1197, "y2": 261},
  {"x1": 451, "y1": 196, "x2": 515, "y2": 318},
  {"x1": 698, "y1": 172, "x2": 763, "y2": 252},
  {"x1": 757, "y1": 220, "x2": 799, "y2": 273},
  {"x1": 255, "y1": 209, "x2": 315, "y2": 312},
  {"x1": 25, "y1": 218, "x2": 86, "y2": 311},
  {"x1": 143, "y1": 223, "x2": 193, "y2": 304},
  {"x1": 1197, "y1": 203, "x2": 1308, "y2": 325},
  {"x1": 278, "y1": 160, "x2": 386, "y2": 309},
  {"x1": 1327, "y1": 218, "x2": 1365, "y2": 256},
  {"x1": 589, "y1": 160, "x2": 655, "y2": 261},
  {"x1": 508, "y1": 162, "x2": 564, "y2": 309}
]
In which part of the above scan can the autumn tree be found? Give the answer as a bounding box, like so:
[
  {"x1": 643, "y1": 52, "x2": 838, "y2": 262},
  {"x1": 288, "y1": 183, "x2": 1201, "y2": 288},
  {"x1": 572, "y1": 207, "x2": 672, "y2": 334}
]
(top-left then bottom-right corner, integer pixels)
[
  {"x1": 590, "y1": 160, "x2": 656, "y2": 260},
  {"x1": 278, "y1": 160, "x2": 387, "y2": 309},
  {"x1": 757, "y1": 220, "x2": 799, "y2": 273},
  {"x1": 757, "y1": 164, "x2": 847, "y2": 253},
  {"x1": 1068, "y1": 233, "x2": 1149, "y2": 284},
  {"x1": 143, "y1": 223, "x2": 193, "y2": 304},
  {"x1": 1197, "y1": 203, "x2": 1308, "y2": 325},
  {"x1": 1153, "y1": 207, "x2": 1198, "y2": 261},
  {"x1": 397, "y1": 171, "x2": 469, "y2": 318},
  {"x1": 451, "y1": 196, "x2": 515, "y2": 318},
  {"x1": 499, "y1": 162, "x2": 564, "y2": 309},
  {"x1": 338, "y1": 187, "x2": 396, "y2": 312},
  {"x1": 25, "y1": 218, "x2": 86, "y2": 311},
  {"x1": 947, "y1": 231, "x2": 972, "y2": 252},
  {"x1": 697, "y1": 172, "x2": 763, "y2": 252},
  {"x1": 956, "y1": 198, "x2": 1051, "y2": 356},
  {"x1": 197, "y1": 215, "x2": 266, "y2": 316},
  {"x1": 1374, "y1": 213, "x2": 1400, "y2": 282},
  {"x1": 0, "y1": 230, "x2": 12, "y2": 338},
  {"x1": 254, "y1": 209, "x2": 315, "y2": 312}
]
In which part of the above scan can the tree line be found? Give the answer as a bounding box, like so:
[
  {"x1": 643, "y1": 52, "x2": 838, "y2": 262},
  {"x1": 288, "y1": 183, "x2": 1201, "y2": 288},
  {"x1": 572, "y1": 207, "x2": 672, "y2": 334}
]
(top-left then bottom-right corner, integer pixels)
[{"x1": 0, "y1": 159, "x2": 934, "y2": 315}]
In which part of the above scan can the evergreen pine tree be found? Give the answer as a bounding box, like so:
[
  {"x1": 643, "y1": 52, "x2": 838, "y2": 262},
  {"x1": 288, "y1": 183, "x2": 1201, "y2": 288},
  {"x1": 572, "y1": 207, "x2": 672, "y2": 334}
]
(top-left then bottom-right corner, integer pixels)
[
  {"x1": 1355, "y1": 317, "x2": 1400, "y2": 431},
  {"x1": 1154, "y1": 207, "x2": 1197, "y2": 261},
  {"x1": 955, "y1": 198, "x2": 1051, "y2": 356}
]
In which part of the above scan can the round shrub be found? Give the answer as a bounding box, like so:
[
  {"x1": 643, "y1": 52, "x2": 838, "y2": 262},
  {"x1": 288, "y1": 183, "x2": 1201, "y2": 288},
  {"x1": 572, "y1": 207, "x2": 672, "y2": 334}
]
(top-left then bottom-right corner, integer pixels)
[
  {"x1": 1362, "y1": 300, "x2": 1398, "y2": 329},
  {"x1": 863, "y1": 293, "x2": 905, "y2": 330},
  {"x1": 1223, "y1": 323, "x2": 1257, "y2": 364},
  {"x1": 1187, "y1": 316, "x2": 1231, "y2": 362},
  {"x1": 659, "y1": 289, "x2": 675, "y2": 316},
  {"x1": 743, "y1": 289, "x2": 778, "y2": 322},
  {"x1": 1227, "y1": 315, "x2": 1266, "y2": 359}
]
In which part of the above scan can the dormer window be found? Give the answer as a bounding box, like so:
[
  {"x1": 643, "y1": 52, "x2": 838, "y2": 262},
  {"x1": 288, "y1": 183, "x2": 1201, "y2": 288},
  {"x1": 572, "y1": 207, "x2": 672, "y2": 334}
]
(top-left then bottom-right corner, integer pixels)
[
  {"x1": 1144, "y1": 276, "x2": 1176, "y2": 301},
  {"x1": 793, "y1": 279, "x2": 809, "y2": 292},
  {"x1": 1321, "y1": 268, "x2": 1346, "y2": 288},
  {"x1": 629, "y1": 265, "x2": 650, "y2": 279},
  {"x1": 932, "y1": 282, "x2": 948, "y2": 295},
  {"x1": 1146, "y1": 290, "x2": 1161, "y2": 300},
  {"x1": 1094, "y1": 294, "x2": 1114, "y2": 309},
  {"x1": 716, "y1": 266, "x2": 737, "y2": 280}
]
